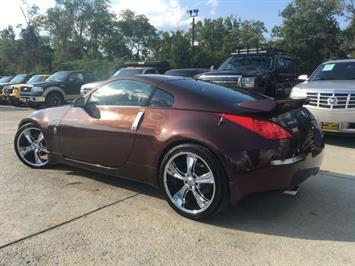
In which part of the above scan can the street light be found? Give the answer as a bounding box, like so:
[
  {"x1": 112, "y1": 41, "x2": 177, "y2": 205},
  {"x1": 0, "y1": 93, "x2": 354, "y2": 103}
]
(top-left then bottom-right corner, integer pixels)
[{"x1": 187, "y1": 9, "x2": 199, "y2": 67}]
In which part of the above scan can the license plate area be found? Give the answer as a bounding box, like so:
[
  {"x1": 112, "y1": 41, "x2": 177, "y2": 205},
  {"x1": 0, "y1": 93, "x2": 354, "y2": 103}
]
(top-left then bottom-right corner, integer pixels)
[{"x1": 321, "y1": 122, "x2": 340, "y2": 132}]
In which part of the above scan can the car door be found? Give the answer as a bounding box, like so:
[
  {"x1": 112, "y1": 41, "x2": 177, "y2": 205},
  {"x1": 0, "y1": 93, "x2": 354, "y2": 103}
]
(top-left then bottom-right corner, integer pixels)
[
  {"x1": 66, "y1": 72, "x2": 85, "y2": 99},
  {"x1": 59, "y1": 79, "x2": 153, "y2": 168}
]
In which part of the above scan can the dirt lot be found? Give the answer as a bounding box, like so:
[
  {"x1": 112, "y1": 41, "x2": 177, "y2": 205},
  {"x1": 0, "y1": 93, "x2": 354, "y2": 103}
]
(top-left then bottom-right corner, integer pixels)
[{"x1": 1, "y1": 105, "x2": 355, "y2": 265}]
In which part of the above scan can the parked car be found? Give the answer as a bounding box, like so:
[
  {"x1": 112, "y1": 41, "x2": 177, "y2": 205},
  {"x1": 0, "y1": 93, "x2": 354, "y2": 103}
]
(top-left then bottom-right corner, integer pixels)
[
  {"x1": 196, "y1": 46, "x2": 296, "y2": 98},
  {"x1": 0, "y1": 74, "x2": 32, "y2": 103},
  {"x1": 14, "y1": 75, "x2": 324, "y2": 219},
  {"x1": 3, "y1": 74, "x2": 49, "y2": 106},
  {"x1": 165, "y1": 68, "x2": 210, "y2": 78},
  {"x1": 290, "y1": 59, "x2": 355, "y2": 134},
  {"x1": 80, "y1": 61, "x2": 166, "y2": 95},
  {"x1": 20, "y1": 71, "x2": 96, "y2": 108}
]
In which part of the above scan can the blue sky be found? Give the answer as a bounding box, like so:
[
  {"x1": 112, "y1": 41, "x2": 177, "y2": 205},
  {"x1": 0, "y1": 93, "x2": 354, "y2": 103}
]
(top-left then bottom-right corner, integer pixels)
[
  {"x1": 181, "y1": 0, "x2": 290, "y2": 32},
  {"x1": 1, "y1": 0, "x2": 349, "y2": 35}
]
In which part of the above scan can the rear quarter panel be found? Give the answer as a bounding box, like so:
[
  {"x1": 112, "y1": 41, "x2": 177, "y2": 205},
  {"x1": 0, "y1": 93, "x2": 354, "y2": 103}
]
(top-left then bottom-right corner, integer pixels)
[{"x1": 126, "y1": 108, "x2": 288, "y2": 187}]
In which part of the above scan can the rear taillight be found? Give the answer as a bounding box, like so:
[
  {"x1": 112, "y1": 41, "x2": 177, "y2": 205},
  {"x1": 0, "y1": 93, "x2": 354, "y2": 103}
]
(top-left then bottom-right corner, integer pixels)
[{"x1": 219, "y1": 113, "x2": 292, "y2": 140}]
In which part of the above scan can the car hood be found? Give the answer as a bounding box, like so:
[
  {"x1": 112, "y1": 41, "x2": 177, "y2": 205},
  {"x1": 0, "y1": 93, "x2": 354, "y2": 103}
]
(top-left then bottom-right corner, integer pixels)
[
  {"x1": 197, "y1": 69, "x2": 270, "y2": 77},
  {"x1": 0, "y1": 82, "x2": 15, "y2": 88},
  {"x1": 12, "y1": 83, "x2": 27, "y2": 89},
  {"x1": 30, "y1": 81, "x2": 63, "y2": 88},
  {"x1": 296, "y1": 80, "x2": 355, "y2": 91}
]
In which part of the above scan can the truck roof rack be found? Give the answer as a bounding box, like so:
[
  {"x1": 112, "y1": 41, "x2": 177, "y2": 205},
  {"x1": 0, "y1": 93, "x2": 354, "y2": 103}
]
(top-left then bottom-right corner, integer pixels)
[
  {"x1": 123, "y1": 61, "x2": 170, "y2": 74},
  {"x1": 231, "y1": 45, "x2": 288, "y2": 56}
]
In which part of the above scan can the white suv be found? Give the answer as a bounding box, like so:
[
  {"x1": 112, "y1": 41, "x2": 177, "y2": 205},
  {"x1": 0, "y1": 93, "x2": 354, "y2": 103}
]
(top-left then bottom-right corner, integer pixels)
[{"x1": 290, "y1": 59, "x2": 355, "y2": 134}]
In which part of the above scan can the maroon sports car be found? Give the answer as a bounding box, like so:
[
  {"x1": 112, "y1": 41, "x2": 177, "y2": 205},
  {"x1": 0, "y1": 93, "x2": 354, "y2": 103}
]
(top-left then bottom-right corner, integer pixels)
[{"x1": 14, "y1": 75, "x2": 324, "y2": 219}]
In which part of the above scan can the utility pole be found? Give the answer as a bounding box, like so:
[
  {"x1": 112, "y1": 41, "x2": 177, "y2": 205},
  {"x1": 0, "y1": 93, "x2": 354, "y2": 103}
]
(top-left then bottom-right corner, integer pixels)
[{"x1": 187, "y1": 9, "x2": 199, "y2": 67}]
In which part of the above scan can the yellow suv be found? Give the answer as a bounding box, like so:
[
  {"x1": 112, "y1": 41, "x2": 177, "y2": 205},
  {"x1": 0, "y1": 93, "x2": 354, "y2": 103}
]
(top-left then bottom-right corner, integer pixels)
[{"x1": 4, "y1": 74, "x2": 49, "y2": 106}]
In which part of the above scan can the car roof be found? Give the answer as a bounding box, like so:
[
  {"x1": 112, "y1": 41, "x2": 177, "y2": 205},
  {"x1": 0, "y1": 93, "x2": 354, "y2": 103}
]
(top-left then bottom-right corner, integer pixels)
[
  {"x1": 120, "y1": 67, "x2": 155, "y2": 70},
  {"x1": 324, "y1": 58, "x2": 355, "y2": 64},
  {"x1": 109, "y1": 74, "x2": 183, "y2": 85},
  {"x1": 166, "y1": 68, "x2": 209, "y2": 71}
]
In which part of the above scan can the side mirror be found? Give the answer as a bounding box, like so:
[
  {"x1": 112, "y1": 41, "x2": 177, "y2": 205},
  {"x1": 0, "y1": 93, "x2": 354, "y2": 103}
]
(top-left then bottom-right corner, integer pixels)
[
  {"x1": 84, "y1": 102, "x2": 101, "y2": 119},
  {"x1": 298, "y1": 74, "x2": 308, "y2": 81},
  {"x1": 73, "y1": 97, "x2": 85, "y2": 108}
]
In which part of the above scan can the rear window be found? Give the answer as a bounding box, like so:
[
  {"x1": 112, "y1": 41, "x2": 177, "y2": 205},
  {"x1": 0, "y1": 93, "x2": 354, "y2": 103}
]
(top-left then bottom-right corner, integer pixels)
[{"x1": 171, "y1": 79, "x2": 264, "y2": 105}]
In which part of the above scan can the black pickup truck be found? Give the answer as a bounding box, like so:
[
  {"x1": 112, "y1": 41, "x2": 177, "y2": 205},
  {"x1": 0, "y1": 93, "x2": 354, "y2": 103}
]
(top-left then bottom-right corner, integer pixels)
[{"x1": 196, "y1": 47, "x2": 296, "y2": 98}]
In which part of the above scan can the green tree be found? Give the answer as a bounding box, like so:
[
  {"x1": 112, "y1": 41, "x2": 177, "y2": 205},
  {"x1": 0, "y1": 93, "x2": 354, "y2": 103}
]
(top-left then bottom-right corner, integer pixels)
[
  {"x1": 272, "y1": 0, "x2": 343, "y2": 74},
  {"x1": 117, "y1": 10, "x2": 158, "y2": 59},
  {"x1": 0, "y1": 26, "x2": 19, "y2": 74}
]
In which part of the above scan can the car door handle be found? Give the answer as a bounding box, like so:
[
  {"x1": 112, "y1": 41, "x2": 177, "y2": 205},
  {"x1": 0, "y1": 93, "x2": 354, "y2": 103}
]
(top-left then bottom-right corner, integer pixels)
[{"x1": 131, "y1": 111, "x2": 144, "y2": 131}]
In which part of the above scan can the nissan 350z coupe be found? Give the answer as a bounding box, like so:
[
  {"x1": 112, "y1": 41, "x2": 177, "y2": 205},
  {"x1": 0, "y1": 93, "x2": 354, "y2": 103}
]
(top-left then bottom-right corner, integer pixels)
[{"x1": 14, "y1": 75, "x2": 324, "y2": 219}]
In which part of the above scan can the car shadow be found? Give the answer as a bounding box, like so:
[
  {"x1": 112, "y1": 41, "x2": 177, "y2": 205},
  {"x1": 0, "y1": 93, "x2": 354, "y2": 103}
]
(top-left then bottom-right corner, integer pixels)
[
  {"x1": 207, "y1": 171, "x2": 355, "y2": 242},
  {"x1": 60, "y1": 166, "x2": 355, "y2": 242},
  {"x1": 324, "y1": 134, "x2": 355, "y2": 148},
  {"x1": 58, "y1": 165, "x2": 162, "y2": 199}
]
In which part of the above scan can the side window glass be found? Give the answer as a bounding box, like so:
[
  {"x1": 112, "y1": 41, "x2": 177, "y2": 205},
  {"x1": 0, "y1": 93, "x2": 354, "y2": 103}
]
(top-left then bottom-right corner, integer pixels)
[
  {"x1": 150, "y1": 89, "x2": 174, "y2": 108},
  {"x1": 278, "y1": 57, "x2": 287, "y2": 72},
  {"x1": 69, "y1": 73, "x2": 84, "y2": 82},
  {"x1": 89, "y1": 80, "x2": 152, "y2": 106}
]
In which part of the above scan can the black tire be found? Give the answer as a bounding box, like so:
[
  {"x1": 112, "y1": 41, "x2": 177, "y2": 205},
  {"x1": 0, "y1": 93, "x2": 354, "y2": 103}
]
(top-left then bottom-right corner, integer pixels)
[
  {"x1": 159, "y1": 143, "x2": 228, "y2": 220},
  {"x1": 45, "y1": 92, "x2": 64, "y2": 108},
  {"x1": 14, "y1": 123, "x2": 49, "y2": 169}
]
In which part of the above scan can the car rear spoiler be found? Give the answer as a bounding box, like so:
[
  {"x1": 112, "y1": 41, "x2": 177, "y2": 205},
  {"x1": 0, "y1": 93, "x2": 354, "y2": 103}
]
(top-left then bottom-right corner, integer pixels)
[{"x1": 239, "y1": 98, "x2": 308, "y2": 115}]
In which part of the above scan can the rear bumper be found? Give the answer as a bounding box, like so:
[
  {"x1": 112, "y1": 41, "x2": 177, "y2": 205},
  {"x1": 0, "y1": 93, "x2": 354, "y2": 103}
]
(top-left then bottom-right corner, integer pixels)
[
  {"x1": 306, "y1": 105, "x2": 355, "y2": 133},
  {"x1": 226, "y1": 150, "x2": 324, "y2": 204}
]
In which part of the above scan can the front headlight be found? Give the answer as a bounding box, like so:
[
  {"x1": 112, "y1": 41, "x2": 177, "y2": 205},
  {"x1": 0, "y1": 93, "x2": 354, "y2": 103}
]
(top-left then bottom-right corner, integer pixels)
[
  {"x1": 32, "y1": 86, "x2": 44, "y2": 93},
  {"x1": 241, "y1": 77, "x2": 257, "y2": 88},
  {"x1": 290, "y1": 87, "x2": 307, "y2": 99}
]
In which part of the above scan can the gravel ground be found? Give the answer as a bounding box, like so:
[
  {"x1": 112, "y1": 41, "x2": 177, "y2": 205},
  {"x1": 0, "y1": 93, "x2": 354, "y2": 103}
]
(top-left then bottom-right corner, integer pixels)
[{"x1": 1, "y1": 105, "x2": 354, "y2": 265}]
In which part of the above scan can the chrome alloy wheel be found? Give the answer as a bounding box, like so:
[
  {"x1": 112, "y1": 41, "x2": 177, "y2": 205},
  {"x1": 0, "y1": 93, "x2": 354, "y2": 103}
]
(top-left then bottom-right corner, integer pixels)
[
  {"x1": 163, "y1": 152, "x2": 216, "y2": 214},
  {"x1": 16, "y1": 127, "x2": 48, "y2": 167}
]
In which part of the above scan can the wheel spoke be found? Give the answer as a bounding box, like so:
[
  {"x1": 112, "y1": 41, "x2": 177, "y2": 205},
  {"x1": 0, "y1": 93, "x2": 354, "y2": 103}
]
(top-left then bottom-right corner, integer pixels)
[
  {"x1": 23, "y1": 130, "x2": 34, "y2": 144},
  {"x1": 19, "y1": 146, "x2": 33, "y2": 156},
  {"x1": 196, "y1": 171, "x2": 214, "y2": 184},
  {"x1": 167, "y1": 161, "x2": 186, "y2": 181},
  {"x1": 34, "y1": 150, "x2": 42, "y2": 164},
  {"x1": 172, "y1": 184, "x2": 190, "y2": 207},
  {"x1": 186, "y1": 155, "x2": 197, "y2": 176},
  {"x1": 37, "y1": 132, "x2": 44, "y2": 142},
  {"x1": 191, "y1": 188, "x2": 210, "y2": 209}
]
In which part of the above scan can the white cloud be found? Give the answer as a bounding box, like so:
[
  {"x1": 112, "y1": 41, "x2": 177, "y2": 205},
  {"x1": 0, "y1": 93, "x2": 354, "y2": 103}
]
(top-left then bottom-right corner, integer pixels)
[
  {"x1": 0, "y1": 0, "x2": 55, "y2": 30},
  {"x1": 206, "y1": 0, "x2": 219, "y2": 15},
  {"x1": 112, "y1": 0, "x2": 190, "y2": 30}
]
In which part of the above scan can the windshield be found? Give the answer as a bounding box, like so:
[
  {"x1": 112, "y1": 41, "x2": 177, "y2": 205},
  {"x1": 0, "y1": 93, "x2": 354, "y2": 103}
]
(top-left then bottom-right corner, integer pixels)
[
  {"x1": 0, "y1": 76, "x2": 13, "y2": 83},
  {"x1": 113, "y1": 68, "x2": 143, "y2": 77},
  {"x1": 47, "y1": 72, "x2": 68, "y2": 82},
  {"x1": 310, "y1": 62, "x2": 355, "y2": 81},
  {"x1": 27, "y1": 75, "x2": 46, "y2": 84},
  {"x1": 10, "y1": 74, "x2": 27, "y2": 83},
  {"x1": 218, "y1": 55, "x2": 273, "y2": 71}
]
